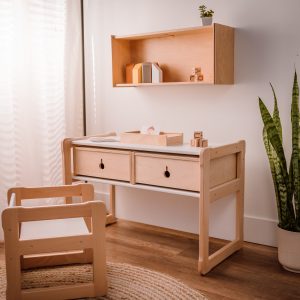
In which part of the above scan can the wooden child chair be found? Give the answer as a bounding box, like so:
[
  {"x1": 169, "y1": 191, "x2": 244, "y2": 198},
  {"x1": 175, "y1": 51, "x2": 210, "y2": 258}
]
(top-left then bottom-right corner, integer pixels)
[{"x1": 2, "y1": 183, "x2": 107, "y2": 300}]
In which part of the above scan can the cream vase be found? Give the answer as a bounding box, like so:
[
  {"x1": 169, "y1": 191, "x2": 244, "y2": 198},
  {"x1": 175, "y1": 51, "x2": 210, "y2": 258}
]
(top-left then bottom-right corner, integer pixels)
[{"x1": 277, "y1": 227, "x2": 300, "y2": 273}]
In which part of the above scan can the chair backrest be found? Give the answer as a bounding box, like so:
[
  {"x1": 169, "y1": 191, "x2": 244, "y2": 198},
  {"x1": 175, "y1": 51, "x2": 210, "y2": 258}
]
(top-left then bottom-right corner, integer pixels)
[{"x1": 7, "y1": 183, "x2": 94, "y2": 206}]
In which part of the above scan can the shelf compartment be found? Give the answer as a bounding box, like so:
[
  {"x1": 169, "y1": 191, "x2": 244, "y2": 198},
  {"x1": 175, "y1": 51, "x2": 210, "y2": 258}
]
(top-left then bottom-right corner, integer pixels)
[{"x1": 111, "y1": 23, "x2": 234, "y2": 87}]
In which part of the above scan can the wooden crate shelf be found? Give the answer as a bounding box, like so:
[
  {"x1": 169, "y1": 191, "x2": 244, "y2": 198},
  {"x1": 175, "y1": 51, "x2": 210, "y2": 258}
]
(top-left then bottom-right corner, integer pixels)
[{"x1": 111, "y1": 23, "x2": 234, "y2": 87}]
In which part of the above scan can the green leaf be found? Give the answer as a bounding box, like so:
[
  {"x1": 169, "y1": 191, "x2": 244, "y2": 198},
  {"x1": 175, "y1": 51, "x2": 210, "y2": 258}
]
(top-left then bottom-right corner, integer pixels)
[
  {"x1": 270, "y1": 83, "x2": 282, "y2": 141},
  {"x1": 262, "y1": 128, "x2": 282, "y2": 224},
  {"x1": 272, "y1": 151, "x2": 291, "y2": 228},
  {"x1": 259, "y1": 98, "x2": 288, "y2": 182},
  {"x1": 291, "y1": 71, "x2": 300, "y2": 225}
]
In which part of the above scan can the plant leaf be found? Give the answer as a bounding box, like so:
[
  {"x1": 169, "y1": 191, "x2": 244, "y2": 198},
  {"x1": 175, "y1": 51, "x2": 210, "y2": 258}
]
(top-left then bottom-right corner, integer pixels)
[
  {"x1": 270, "y1": 83, "x2": 282, "y2": 141},
  {"x1": 262, "y1": 127, "x2": 282, "y2": 224},
  {"x1": 259, "y1": 98, "x2": 288, "y2": 182},
  {"x1": 273, "y1": 153, "x2": 295, "y2": 230},
  {"x1": 291, "y1": 71, "x2": 300, "y2": 226}
]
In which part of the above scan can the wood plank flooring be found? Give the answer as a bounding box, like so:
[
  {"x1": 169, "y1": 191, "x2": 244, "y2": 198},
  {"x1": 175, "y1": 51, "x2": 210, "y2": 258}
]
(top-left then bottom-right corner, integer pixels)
[
  {"x1": 0, "y1": 220, "x2": 299, "y2": 299},
  {"x1": 104, "y1": 220, "x2": 300, "y2": 300}
]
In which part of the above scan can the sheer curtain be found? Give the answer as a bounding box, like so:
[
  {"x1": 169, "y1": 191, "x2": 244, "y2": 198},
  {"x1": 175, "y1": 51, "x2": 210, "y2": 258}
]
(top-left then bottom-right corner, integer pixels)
[{"x1": 0, "y1": 0, "x2": 83, "y2": 239}]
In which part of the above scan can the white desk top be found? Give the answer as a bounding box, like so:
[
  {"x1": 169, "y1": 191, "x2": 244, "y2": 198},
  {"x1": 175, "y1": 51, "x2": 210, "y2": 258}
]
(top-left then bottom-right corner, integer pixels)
[{"x1": 73, "y1": 139, "x2": 203, "y2": 155}]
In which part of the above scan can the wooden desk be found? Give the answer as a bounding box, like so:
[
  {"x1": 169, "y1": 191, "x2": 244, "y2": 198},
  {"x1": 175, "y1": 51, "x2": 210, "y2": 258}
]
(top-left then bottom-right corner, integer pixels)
[{"x1": 62, "y1": 138, "x2": 245, "y2": 275}]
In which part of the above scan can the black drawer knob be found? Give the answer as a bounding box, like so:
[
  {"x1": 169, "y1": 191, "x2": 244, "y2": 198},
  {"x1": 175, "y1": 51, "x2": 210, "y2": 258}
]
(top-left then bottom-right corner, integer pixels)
[
  {"x1": 99, "y1": 159, "x2": 105, "y2": 170},
  {"x1": 164, "y1": 166, "x2": 170, "y2": 178}
]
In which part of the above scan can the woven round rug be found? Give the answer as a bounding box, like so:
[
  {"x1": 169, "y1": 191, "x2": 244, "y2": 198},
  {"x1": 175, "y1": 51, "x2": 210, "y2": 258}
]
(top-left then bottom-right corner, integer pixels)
[{"x1": 0, "y1": 261, "x2": 207, "y2": 300}]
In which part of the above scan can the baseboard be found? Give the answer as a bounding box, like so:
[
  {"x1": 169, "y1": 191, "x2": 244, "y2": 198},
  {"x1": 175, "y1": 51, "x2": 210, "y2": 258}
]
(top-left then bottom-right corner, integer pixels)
[
  {"x1": 95, "y1": 191, "x2": 278, "y2": 247},
  {"x1": 95, "y1": 191, "x2": 110, "y2": 202},
  {"x1": 244, "y1": 215, "x2": 277, "y2": 247}
]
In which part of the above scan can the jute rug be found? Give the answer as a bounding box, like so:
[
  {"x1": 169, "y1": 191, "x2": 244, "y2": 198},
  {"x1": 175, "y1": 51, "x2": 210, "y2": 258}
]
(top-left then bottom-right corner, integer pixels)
[{"x1": 0, "y1": 261, "x2": 207, "y2": 299}]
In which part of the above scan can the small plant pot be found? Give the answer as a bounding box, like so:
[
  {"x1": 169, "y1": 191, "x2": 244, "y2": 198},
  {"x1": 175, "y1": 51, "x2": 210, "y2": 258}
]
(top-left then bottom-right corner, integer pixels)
[
  {"x1": 201, "y1": 17, "x2": 212, "y2": 26},
  {"x1": 278, "y1": 227, "x2": 300, "y2": 273}
]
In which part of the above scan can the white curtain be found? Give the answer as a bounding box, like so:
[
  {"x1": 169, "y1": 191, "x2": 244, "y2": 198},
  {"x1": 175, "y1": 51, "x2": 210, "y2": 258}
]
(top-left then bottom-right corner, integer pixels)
[{"x1": 0, "y1": 0, "x2": 83, "y2": 239}]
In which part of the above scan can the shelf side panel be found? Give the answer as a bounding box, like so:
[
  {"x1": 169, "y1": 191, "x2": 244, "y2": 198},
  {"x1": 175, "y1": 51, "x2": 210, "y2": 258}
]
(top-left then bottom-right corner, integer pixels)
[
  {"x1": 111, "y1": 37, "x2": 131, "y2": 86},
  {"x1": 214, "y1": 24, "x2": 235, "y2": 84}
]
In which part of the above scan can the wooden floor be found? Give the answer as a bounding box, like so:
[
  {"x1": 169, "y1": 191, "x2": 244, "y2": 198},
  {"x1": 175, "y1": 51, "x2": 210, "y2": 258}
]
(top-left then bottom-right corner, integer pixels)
[
  {"x1": 105, "y1": 220, "x2": 300, "y2": 300},
  {"x1": 1, "y1": 220, "x2": 299, "y2": 299}
]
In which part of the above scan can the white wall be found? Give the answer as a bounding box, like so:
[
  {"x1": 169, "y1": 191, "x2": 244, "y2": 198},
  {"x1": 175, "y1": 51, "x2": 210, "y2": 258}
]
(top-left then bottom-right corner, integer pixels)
[{"x1": 83, "y1": 0, "x2": 300, "y2": 246}]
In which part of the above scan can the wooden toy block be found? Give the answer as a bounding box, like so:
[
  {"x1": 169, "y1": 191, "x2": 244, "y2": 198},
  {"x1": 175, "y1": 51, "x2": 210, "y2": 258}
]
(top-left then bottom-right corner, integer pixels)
[
  {"x1": 190, "y1": 67, "x2": 204, "y2": 82},
  {"x1": 201, "y1": 139, "x2": 208, "y2": 147},
  {"x1": 194, "y1": 131, "x2": 203, "y2": 139},
  {"x1": 190, "y1": 138, "x2": 201, "y2": 147}
]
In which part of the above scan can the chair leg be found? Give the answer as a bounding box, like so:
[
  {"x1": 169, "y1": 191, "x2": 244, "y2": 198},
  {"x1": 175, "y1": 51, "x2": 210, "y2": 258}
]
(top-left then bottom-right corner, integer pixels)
[
  {"x1": 5, "y1": 255, "x2": 22, "y2": 300},
  {"x1": 91, "y1": 202, "x2": 107, "y2": 296},
  {"x1": 2, "y1": 209, "x2": 22, "y2": 299}
]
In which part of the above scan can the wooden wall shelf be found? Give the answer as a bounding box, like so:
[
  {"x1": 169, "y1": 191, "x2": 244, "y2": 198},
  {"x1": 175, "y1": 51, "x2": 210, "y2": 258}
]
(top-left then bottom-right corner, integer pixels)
[{"x1": 111, "y1": 24, "x2": 234, "y2": 87}]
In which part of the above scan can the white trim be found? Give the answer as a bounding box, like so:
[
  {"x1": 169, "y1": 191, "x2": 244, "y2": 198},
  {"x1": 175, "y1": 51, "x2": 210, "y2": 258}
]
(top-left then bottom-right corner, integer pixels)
[
  {"x1": 95, "y1": 191, "x2": 110, "y2": 202},
  {"x1": 244, "y1": 215, "x2": 278, "y2": 247}
]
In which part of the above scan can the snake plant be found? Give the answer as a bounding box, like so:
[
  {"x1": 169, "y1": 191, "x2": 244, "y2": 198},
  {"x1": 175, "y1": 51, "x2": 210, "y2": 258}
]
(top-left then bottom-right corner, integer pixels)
[{"x1": 259, "y1": 71, "x2": 300, "y2": 232}]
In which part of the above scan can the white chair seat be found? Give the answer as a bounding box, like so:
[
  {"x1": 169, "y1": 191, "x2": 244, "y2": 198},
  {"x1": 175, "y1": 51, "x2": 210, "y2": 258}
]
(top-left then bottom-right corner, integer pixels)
[{"x1": 20, "y1": 218, "x2": 89, "y2": 240}]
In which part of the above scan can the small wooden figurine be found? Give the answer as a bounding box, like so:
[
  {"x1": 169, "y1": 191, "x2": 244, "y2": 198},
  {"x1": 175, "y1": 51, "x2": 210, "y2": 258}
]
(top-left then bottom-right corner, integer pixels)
[{"x1": 190, "y1": 67, "x2": 203, "y2": 82}]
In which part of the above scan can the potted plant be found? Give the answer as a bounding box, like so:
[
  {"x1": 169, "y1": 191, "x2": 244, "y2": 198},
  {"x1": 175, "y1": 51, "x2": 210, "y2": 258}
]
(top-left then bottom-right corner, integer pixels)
[
  {"x1": 258, "y1": 71, "x2": 300, "y2": 272},
  {"x1": 198, "y1": 5, "x2": 214, "y2": 26}
]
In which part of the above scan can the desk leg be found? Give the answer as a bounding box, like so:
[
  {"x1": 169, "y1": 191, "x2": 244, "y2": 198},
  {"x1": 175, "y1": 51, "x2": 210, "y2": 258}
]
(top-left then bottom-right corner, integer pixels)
[
  {"x1": 106, "y1": 184, "x2": 117, "y2": 225},
  {"x1": 236, "y1": 144, "x2": 245, "y2": 243},
  {"x1": 62, "y1": 138, "x2": 73, "y2": 204},
  {"x1": 198, "y1": 141, "x2": 245, "y2": 275},
  {"x1": 198, "y1": 148, "x2": 210, "y2": 274}
]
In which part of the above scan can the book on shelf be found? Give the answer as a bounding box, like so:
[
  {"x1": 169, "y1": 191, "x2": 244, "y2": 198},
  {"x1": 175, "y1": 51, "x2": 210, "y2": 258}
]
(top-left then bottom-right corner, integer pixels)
[
  {"x1": 132, "y1": 63, "x2": 142, "y2": 84},
  {"x1": 126, "y1": 63, "x2": 134, "y2": 83},
  {"x1": 142, "y1": 62, "x2": 152, "y2": 83},
  {"x1": 152, "y1": 63, "x2": 163, "y2": 83},
  {"x1": 129, "y1": 62, "x2": 163, "y2": 84}
]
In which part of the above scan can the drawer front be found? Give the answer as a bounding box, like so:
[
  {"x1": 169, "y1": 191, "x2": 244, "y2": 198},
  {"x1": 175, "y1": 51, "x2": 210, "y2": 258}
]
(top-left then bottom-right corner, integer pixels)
[
  {"x1": 135, "y1": 154, "x2": 200, "y2": 191},
  {"x1": 74, "y1": 147, "x2": 131, "y2": 181}
]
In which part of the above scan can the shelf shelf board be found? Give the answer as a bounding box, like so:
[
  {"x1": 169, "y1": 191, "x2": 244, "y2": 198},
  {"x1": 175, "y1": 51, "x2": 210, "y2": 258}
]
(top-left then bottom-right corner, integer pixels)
[
  {"x1": 113, "y1": 24, "x2": 215, "y2": 40},
  {"x1": 115, "y1": 81, "x2": 213, "y2": 87}
]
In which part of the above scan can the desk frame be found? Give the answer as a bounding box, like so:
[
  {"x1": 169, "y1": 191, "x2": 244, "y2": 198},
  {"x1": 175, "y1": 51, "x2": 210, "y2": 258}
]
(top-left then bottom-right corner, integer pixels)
[{"x1": 62, "y1": 138, "x2": 245, "y2": 275}]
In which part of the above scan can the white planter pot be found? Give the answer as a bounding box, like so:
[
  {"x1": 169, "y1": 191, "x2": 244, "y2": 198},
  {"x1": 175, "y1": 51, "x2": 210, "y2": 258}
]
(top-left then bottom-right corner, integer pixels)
[
  {"x1": 278, "y1": 227, "x2": 300, "y2": 273},
  {"x1": 201, "y1": 17, "x2": 212, "y2": 26}
]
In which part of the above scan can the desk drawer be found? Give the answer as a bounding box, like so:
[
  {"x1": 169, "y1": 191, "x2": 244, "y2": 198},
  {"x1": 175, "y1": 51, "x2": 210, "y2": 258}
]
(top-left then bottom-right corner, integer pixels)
[
  {"x1": 135, "y1": 153, "x2": 200, "y2": 191},
  {"x1": 74, "y1": 147, "x2": 131, "y2": 181}
]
